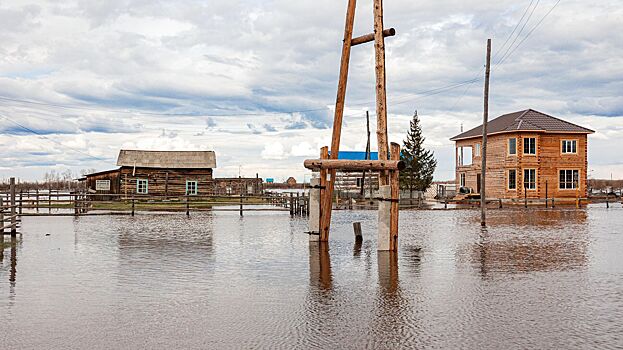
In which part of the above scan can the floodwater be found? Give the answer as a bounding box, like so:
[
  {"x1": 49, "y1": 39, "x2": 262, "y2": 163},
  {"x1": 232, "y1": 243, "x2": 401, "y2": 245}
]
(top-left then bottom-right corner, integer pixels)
[{"x1": 1, "y1": 205, "x2": 622, "y2": 349}]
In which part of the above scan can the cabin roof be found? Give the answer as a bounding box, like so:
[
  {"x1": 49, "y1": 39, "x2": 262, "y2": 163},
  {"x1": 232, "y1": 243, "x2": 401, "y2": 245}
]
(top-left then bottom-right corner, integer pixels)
[
  {"x1": 116, "y1": 150, "x2": 217, "y2": 169},
  {"x1": 78, "y1": 168, "x2": 121, "y2": 180},
  {"x1": 450, "y1": 109, "x2": 595, "y2": 141}
]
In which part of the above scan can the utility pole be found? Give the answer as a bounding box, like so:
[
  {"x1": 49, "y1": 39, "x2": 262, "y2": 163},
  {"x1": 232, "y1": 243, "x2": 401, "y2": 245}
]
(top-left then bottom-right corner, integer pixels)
[
  {"x1": 361, "y1": 111, "x2": 371, "y2": 196},
  {"x1": 481, "y1": 38, "x2": 492, "y2": 227}
]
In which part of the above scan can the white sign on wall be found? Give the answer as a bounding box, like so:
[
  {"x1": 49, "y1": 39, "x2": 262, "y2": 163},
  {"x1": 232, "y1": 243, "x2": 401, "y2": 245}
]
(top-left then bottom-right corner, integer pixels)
[{"x1": 95, "y1": 180, "x2": 111, "y2": 191}]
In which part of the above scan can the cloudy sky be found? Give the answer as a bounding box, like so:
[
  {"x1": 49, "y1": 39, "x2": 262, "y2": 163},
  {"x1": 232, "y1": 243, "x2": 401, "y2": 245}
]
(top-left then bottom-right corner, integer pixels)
[{"x1": 0, "y1": 0, "x2": 622, "y2": 182}]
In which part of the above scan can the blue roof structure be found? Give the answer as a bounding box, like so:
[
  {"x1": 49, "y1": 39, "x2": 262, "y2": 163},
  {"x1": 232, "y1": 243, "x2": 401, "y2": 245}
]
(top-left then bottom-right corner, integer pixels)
[{"x1": 331, "y1": 151, "x2": 379, "y2": 160}]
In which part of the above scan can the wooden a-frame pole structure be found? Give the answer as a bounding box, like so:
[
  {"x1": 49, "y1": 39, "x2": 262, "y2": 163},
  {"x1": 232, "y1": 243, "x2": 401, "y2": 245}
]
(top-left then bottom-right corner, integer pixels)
[{"x1": 306, "y1": 0, "x2": 400, "y2": 251}]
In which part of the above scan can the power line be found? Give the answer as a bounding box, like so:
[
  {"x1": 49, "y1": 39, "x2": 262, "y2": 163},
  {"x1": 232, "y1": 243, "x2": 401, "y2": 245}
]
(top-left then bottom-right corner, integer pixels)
[
  {"x1": 495, "y1": 0, "x2": 541, "y2": 65},
  {"x1": 0, "y1": 113, "x2": 106, "y2": 161}
]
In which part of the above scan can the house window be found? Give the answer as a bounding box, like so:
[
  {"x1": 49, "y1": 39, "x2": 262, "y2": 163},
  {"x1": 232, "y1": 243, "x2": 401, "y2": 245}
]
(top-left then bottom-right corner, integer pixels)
[
  {"x1": 559, "y1": 170, "x2": 579, "y2": 189},
  {"x1": 523, "y1": 169, "x2": 536, "y2": 190},
  {"x1": 508, "y1": 169, "x2": 517, "y2": 190},
  {"x1": 458, "y1": 146, "x2": 472, "y2": 166},
  {"x1": 136, "y1": 179, "x2": 148, "y2": 194},
  {"x1": 95, "y1": 180, "x2": 111, "y2": 191},
  {"x1": 460, "y1": 173, "x2": 466, "y2": 187},
  {"x1": 508, "y1": 138, "x2": 517, "y2": 155},
  {"x1": 474, "y1": 143, "x2": 481, "y2": 157},
  {"x1": 186, "y1": 180, "x2": 198, "y2": 195},
  {"x1": 562, "y1": 140, "x2": 577, "y2": 154},
  {"x1": 523, "y1": 137, "x2": 536, "y2": 155}
]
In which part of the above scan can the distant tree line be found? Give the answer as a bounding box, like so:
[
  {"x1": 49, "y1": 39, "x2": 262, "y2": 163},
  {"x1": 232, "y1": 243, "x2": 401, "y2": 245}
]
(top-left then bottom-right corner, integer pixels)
[{"x1": 0, "y1": 168, "x2": 95, "y2": 191}]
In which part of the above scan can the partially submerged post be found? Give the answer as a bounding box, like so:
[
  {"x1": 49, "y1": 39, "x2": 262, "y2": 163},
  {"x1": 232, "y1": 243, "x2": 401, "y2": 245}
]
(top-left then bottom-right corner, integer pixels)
[
  {"x1": 480, "y1": 38, "x2": 491, "y2": 227},
  {"x1": 309, "y1": 178, "x2": 321, "y2": 241},
  {"x1": 10, "y1": 177, "x2": 16, "y2": 235},
  {"x1": 353, "y1": 222, "x2": 363, "y2": 242}
]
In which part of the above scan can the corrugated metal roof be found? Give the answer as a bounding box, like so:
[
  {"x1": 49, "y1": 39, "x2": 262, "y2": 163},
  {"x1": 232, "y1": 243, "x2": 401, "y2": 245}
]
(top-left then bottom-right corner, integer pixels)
[
  {"x1": 116, "y1": 150, "x2": 217, "y2": 169},
  {"x1": 450, "y1": 109, "x2": 594, "y2": 141}
]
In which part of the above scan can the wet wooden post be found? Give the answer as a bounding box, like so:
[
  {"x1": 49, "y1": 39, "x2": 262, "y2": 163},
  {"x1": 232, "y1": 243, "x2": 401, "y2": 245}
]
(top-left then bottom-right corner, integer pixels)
[
  {"x1": 19, "y1": 190, "x2": 23, "y2": 215},
  {"x1": 10, "y1": 178, "x2": 16, "y2": 234},
  {"x1": 444, "y1": 198, "x2": 448, "y2": 209},
  {"x1": 48, "y1": 187, "x2": 52, "y2": 213},
  {"x1": 239, "y1": 193, "x2": 243, "y2": 217},
  {"x1": 606, "y1": 192, "x2": 610, "y2": 209},
  {"x1": 74, "y1": 193, "x2": 79, "y2": 216},
  {"x1": 353, "y1": 221, "x2": 363, "y2": 242},
  {"x1": 499, "y1": 198, "x2": 503, "y2": 208},
  {"x1": 552, "y1": 197, "x2": 555, "y2": 208},
  {"x1": 36, "y1": 188, "x2": 39, "y2": 212},
  {"x1": 389, "y1": 142, "x2": 400, "y2": 251},
  {"x1": 289, "y1": 193, "x2": 294, "y2": 217},
  {"x1": 131, "y1": 196, "x2": 135, "y2": 216},
  {"x1": 186, "y1": 196, "x2": 190, "y2": 217}
]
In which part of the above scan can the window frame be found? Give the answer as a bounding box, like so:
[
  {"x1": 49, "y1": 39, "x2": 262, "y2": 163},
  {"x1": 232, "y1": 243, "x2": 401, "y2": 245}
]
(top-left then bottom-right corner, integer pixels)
[
  {"x1": 508, "y1": 138, "x2": 517, "y2": 156},
  {"x1": 559, "y1": 169, "x2": 580, "y2": 190},
  {"x1": 508, "y1": 169, "x2": 517, "y2": 190},
  {"x1": 186, "y1": 180, "x2": 198, "y2": 195},
  {"x1": 561, "y1": 139, "x2": 578, "y2": 154},
  {"x1": 460, "y1": 173, "x2": 466, "y2": 187},
  {"x1": 136, "y1": 178, "x2": 148, "y2": 194},
  {"x1": 474, "y1": 143, "x2": 481, "y2": 157},
  {"x1": 523, "y1": 168, "x2": 537, "y2": 190},
  {"x1": 523, "y1": 137, "x2": 537, "y2": 156}
]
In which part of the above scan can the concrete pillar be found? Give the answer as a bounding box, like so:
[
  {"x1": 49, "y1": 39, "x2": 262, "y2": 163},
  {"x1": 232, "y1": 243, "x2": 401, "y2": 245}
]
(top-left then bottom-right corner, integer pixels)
[
  {"x1": 377, "y1": 185, "x2": 391, "y2": 251},
  {"x1": 309, "y1": 177, "x2": 320, "y2": 241}
]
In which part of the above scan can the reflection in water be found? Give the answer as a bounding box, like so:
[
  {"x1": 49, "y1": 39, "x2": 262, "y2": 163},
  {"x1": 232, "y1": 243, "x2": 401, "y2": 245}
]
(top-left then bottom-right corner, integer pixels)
[
  {"x1": 463, "y1": 210, "x2": 590, "y2": 274},
  {"x1": 377, "y1": 251, "x2": 399, "y2": 294},
  {"x1": 10, "y1": 236, "x2": 17, "y2": 285},
  {"x1": 308, "y1": 242, "x2": 332, "y2": 291}
]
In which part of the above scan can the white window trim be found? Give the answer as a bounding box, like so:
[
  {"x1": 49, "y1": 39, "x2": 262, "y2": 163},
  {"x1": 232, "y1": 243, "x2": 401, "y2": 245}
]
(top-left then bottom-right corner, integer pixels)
[
  {"x1": 474, "y1": 143, "x2": 481, "y2": 157},
  {"x1": 523, "y1": 137, "x2": 537, "y2": 156},
  {"x1": 460, "y1": 173, "x2": 466, "y2": 187},
  {"x1": 186, "y1": 180, "x2": 198, "y2": 195},
  {"x1": 523, "y1": 168, "x2": 537, "y2": 190},
  {"x1": 508, "y1": 138, "x2": 517, "y2": 156},
  {"x1": 561, "y1": 139, "x2": 578, "y2": 155},
  {"x1": 136, "y1": 178, "x2": 148, "y2": 194},
  {"x1": 559, "y1": 169, "x2": 580, "y2": 190},
  {"x1": 508, "y1": 169, "x2": 517, "y2": 191}
]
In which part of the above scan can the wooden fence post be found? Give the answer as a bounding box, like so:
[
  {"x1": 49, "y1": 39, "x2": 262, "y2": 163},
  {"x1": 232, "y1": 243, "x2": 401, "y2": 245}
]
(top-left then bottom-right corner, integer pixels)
[
  {"x1": 186, "y1": 196, "x2": 190, "y2": 217},
  {"x1": 606, "y1": 192, "x2": 610, "y2": 209},
  {"x1": 353, "y1": 221, "x2": 363, "y2": 242},
  {"x1": 36, "y1": 188, "x2": 39, "y2": 213},
  {"x1": 290, "y1": 193, "x2": 294, "y2": 217},
  {"x1": 131, "y1": 197, "x2": 135, "y2": 217},
  {"x1": 48, "y1": 187, "x2": 52, "y2": 213},
  {"x1": 1, "y1": 196, "x2": 4, "y2": 235},
  {"x1": 19, "y1": 190, "x2": 23, "y2": 215},
  {"x1": 10, "y1": 177, "x2": 16, "y2": 235},
  {"x1": 239, "y1": 193, "x2": 243, "y2": 217},
  {"x1": 74, "y1": 193, "x2": 79, "y2": 216}
]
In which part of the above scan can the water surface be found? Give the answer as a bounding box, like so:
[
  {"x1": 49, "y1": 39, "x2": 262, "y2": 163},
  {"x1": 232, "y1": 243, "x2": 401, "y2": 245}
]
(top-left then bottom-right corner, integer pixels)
[{"x1": 1, "y1": 206, "x2": 622, "y2": 349}]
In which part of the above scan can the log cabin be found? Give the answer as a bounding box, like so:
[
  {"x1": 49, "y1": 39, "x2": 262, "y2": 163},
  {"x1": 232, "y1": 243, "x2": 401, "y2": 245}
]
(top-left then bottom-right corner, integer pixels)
[
  {"x1": 450, "y1": 109, "x2": 594, "y2": 200},
  {"x1": 81, "y1": 150, "x2": 263, "y2": 198}
]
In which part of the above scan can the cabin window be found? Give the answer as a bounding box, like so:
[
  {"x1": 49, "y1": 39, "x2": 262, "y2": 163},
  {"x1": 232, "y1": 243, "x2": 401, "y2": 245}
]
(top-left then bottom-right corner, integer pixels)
[
  {"x1": 460, "y1": 173, "x2": 466, "y2": 187},
  {"x1": 474, "y1": 143, "x2": 481, "y2": 157},
  {"x1": 508, "y1": 138, "x2": 517, "y2": 155},
  {"x1": 523, "y1": 169, "x2": 536, "y2": 190},
  {"x1": 136, "y1": 179, "x2": 148, "y2": 194},
  {"x1": 95, "y1": 180, "x2": 111, "y2": 191},
  {"x1": 559, "y1": 170, "x2": 579, "y2": 189},
  {"x1": 523, "y1": 137, "x2": 536, "y2": 155},
  {"x1": 186, "y1": 180, "x2": 198, "y2": 195},
  {"x1": 562, "y1": 140, "x2": 577, "y2": 154},
  {"x1": 508, "y1": 169, "x2": 517, "y2": 190}
]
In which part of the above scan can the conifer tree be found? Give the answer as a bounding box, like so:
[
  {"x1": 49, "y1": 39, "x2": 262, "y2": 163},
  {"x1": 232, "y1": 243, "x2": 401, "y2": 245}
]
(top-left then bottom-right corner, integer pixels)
[{"x1": 400, "y1": 111, "x2": 437, "y2": 197}]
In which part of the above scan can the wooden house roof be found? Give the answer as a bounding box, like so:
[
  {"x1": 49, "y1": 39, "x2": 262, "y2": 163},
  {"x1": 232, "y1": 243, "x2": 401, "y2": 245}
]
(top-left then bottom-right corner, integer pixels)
[
  {"x1": 450, "y1": 109, "x2": 594, "y2": 141},
  {"x1": 116, "y1": 150, "x2": 217, "y2": 169}
]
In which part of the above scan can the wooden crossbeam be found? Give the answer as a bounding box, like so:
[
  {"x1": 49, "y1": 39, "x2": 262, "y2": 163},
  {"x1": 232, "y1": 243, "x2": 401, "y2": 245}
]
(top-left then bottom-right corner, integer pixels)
[
  {"x1": 304, "y1": 159, "x2": 404, "y2": 171},
  {"x1": 351, "y1": 28, "x2": 395, "y2": 46}
]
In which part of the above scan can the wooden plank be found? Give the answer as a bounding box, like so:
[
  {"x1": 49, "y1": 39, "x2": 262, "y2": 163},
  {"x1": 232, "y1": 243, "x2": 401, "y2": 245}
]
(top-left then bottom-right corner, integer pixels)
[
  {"x1": 321, "y1": 0, "x2": 357, "y2": 242},
  {"x1": 373, "y1": 0, "x2": 389, "y2": 186}
]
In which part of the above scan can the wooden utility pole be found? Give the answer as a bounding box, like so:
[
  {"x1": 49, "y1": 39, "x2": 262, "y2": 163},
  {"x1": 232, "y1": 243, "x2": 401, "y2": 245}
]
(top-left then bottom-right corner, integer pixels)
[
  {"x1": 480, "y1": 39, "x2": 491, "y2": 227},
  {"x1": 374, "y1": 0, "x2": 389, "y2": 186},
  {"x1": 360, "y1": 111, "x2": 371, "y2": 196},
  {"x1": 319, "y1": 0, "x2": 357, "y2": 242}
]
